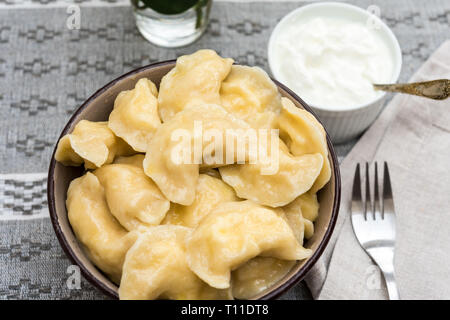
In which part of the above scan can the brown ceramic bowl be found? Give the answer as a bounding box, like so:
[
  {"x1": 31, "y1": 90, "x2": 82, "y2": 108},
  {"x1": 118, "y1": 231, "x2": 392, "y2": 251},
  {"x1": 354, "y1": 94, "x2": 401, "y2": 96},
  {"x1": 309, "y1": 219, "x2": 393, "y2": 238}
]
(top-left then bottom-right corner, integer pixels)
[{"x1": 47, "y1": 61, "x2": 341, "y2": 300}]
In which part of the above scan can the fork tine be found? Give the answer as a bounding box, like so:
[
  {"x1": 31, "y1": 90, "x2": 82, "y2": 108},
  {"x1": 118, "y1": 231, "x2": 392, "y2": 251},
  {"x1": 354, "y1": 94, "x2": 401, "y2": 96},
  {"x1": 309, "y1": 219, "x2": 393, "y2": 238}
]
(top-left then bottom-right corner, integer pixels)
[
  {"x1": 383, "y1": 162, "x2": 395, "y2": 216},
  {"x1": 351, "y1": 163, "x2": 364, "y2": 219},
  {"x1": 374, "y1": 162, "x2": 382, "y2": 219},
  {"x1": 365, "y1": 162, "x2": 372, "y2": 220}
]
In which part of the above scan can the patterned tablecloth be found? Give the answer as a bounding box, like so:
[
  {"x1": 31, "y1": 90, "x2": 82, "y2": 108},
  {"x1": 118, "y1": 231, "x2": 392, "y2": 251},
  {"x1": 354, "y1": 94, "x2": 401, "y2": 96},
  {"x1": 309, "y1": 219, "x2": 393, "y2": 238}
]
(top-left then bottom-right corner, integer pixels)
[{"x1": 0, "y1": 0, "x2": 448, "y2": 300}]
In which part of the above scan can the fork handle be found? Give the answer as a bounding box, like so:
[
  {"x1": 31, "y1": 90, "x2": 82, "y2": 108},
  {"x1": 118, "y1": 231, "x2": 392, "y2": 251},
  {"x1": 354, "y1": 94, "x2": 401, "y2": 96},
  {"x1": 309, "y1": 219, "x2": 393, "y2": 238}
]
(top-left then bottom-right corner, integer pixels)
[
  {"x1": 369, "y1": 248, "x2": 400, "y2": 300},
  {"x1": 382, "y1": 270, "x2": 400, "y2": 300}
]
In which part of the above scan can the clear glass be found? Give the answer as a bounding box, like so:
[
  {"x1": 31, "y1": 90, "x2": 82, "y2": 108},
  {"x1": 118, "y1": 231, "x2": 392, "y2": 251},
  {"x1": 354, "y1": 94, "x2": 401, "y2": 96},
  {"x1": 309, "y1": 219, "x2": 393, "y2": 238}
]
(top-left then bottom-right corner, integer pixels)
[{"x1": 132, "y1": 0, "x2": 212, "y2": 48}]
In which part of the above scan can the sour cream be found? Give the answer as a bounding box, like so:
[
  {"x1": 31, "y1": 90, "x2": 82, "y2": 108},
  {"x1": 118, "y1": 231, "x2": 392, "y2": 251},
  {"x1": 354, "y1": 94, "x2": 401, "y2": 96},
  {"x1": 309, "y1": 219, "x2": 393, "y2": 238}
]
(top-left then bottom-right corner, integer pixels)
[{"x1": 271, "y1": 16, "x2": 394, "y2": 109}]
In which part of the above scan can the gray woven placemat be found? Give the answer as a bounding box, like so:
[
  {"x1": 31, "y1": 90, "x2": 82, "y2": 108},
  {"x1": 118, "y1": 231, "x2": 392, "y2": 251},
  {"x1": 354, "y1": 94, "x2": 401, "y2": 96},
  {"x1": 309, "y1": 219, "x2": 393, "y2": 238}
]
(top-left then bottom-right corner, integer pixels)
[{"x1": 0, "y1": 0, "x2": 449, "y2": 300}]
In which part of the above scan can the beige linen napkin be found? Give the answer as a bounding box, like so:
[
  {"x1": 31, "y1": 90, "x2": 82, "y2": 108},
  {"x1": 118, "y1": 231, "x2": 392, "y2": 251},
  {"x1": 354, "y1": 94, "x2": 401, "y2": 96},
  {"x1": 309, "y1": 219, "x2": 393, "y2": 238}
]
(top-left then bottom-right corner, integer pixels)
[{"x1": 305, "y1": 40, "x2": 450, "y2": 300}]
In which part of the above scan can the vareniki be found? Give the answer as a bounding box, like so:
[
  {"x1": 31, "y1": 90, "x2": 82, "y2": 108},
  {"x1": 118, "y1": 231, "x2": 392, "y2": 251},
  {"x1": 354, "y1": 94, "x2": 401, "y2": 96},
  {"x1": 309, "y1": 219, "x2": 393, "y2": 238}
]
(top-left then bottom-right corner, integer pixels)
[{"x1": 55, "y1": 49, "x2": 331, "y2": 300}]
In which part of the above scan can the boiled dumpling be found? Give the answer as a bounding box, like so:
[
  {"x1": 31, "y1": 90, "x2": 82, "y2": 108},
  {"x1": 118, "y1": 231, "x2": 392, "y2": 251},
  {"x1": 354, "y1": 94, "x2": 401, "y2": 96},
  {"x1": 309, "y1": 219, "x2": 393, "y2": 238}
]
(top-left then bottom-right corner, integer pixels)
[
  {"x1": 220, "y1": 65, "x2": 282, "y2": 124},
  {"x1": 55, "y1": 120, "x2": 134, "y2": 169},
  {"x1": 108, "y1": 78, "x2": 161, "y2": 152},
  {"x1": 55, "y1": 135, "x2": 83, "y2": 166},
  {"x1": 143, "y1": 103, "x2": 250, "y2": 206},
  {"x1": 186, "y1": 200, "x2": 311, "y2": 289},
  {"x1": 158, "y1": 50, "x2": 233, "y2": 122},
  {"x1": 163, "y1": 174, "x2": 238, "y2": 228},
  {"x1": 219, "y1": 141, "x2": 323, "y2": 207},
  {"x1": 119, "y1": 225, "x2": 232, "y2": 300},
  {"x1": 282, "y1": 199, "x2": 309, "y2": 243},
  {"x1": 282, "y1": 205, "x2": 306, "y2": 245},
  {"x1": 277, "y1": 97, "x2": 331, "y2": 193},
  {"x1": 283, "y1": 191, "x2": 319, "y2": 239},
  {"x1": 290, "y1": 191, "x2": 320, "y2": 222},
  {"x1": 94, "y1": 164, "x2": 170, "y2": 231},
  {"x1": 303, "y1": 219, "x2": 314, "y2": 240},
  {"x1": 231, "y1": 257, "x2": 295, "y2": 299},
  {"x1": 66, "y1": 172, "x2": 138, "y2": 283},
  {"x1": 113, "y1": 154, "x2": 145, "y2": 169},
  {"x1": 304, "y1": 192, "x2": 320, "y2": 225}
]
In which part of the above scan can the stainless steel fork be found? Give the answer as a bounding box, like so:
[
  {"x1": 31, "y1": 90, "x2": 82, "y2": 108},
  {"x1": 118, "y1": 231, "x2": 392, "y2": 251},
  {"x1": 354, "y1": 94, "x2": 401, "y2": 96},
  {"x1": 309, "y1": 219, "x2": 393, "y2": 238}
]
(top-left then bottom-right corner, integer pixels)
[{"x1": 351, "y1": 162, "x2": 400, "y2": 300}]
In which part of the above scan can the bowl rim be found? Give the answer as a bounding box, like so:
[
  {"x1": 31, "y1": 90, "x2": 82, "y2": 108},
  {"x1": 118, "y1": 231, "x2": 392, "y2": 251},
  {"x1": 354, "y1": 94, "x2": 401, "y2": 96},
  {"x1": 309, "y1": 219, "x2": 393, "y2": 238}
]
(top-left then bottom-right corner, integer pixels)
[
  {"x1": 267, "y1": 1, "x2": 402, "y2": 112},
  {"x1": 47, "y1": 60, "x2": 341, "y2": 300}
]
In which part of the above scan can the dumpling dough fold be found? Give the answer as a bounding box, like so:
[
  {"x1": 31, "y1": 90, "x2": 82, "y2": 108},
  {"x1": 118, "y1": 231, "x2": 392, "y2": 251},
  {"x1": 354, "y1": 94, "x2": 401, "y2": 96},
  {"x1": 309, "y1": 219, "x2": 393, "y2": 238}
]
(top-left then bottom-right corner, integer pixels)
[
  {"x1": 162, "y1": 174, "x2": 238, "y2": 228},
  {"x1": 119, "y1": 225, "x2": 232, "y2": 300},
  {"x1": 143, "y1": 103, "x2": 250, "y2": 206},
  {"x1": 220, "y1": 65, "x2": 282, "y2": 125},
  {"x1": 55, "y1": 120, "x2": 134, "y2": 169},
  {"x1": 158, "y1": 49, "x2": 234, "y2": 122},
  {"x1": 108, "y1": 78, "x2": 161, "y2": 152},
  {"x1": 219, "y1": 142, "x2": 323, "y2": 207},
  {"x1": 277, "y1": 97, "x2": 331, "y2": 193},
  {"x1": 186, "y1": 200, "x2": 311, "y2": 289},
  {"x1": 283, "y1": 191, "x2": 319, "y2": 239},
  {"x1": 94, "y1": 164, "x2": 170, "y2": 231},
  {"x1": 66, "y1": 172, "x2": 138, "y2": 283}
]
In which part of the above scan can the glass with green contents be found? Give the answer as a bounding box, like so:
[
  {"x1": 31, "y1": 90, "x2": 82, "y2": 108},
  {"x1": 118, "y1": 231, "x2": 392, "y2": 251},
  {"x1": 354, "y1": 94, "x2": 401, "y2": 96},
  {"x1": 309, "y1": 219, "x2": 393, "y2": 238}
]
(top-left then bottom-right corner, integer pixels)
[{"x1": 131, "y1": 0, "x2": 212, "y2": 48}]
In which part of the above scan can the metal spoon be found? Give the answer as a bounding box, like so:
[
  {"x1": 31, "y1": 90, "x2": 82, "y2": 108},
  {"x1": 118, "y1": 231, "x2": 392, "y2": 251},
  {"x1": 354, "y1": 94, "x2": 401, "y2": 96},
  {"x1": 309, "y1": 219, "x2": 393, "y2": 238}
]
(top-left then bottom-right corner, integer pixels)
[{"x1": 373, "y1": 79, "x2": 449, "y2": 100}]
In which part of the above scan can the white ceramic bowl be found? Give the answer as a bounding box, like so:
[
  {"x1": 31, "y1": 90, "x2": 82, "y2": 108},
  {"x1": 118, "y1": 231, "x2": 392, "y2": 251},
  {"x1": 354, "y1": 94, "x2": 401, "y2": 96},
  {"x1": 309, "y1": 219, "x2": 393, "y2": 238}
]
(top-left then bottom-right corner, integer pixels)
[{"x1": 268, "y1": 2, "x2": 402, "y2": 143}]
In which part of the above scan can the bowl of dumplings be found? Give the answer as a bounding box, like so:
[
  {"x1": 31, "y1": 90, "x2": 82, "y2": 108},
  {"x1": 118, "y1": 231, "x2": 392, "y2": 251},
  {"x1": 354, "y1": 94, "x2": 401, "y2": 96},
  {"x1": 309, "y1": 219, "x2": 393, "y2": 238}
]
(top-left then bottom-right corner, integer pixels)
[{"x1": 48, "y1": 50, "x2": 340, "y2": 300}]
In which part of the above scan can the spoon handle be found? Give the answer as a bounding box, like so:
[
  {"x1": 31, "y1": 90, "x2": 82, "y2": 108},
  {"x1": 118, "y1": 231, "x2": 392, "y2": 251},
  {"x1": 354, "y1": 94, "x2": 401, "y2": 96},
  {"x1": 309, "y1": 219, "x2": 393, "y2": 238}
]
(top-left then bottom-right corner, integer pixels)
[{"x1": 373, "y1": 79, "x2": 450, "y2": 100}]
